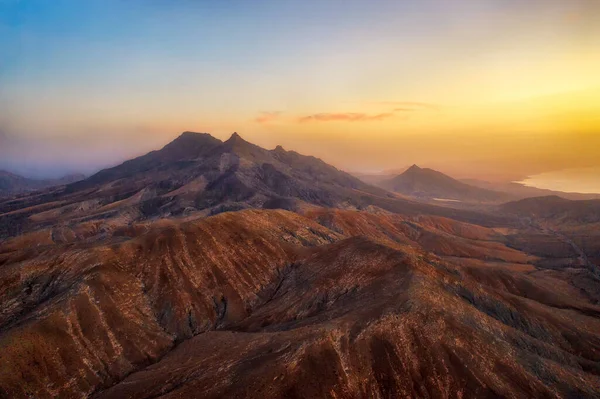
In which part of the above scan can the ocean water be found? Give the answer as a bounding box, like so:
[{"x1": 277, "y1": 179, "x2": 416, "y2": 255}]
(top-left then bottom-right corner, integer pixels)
[{"x1": 516, "y1": 167, "x2": 600, "y2": 194}]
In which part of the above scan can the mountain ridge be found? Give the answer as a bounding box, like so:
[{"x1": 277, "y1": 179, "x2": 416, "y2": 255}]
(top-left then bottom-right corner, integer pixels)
[
  {"x1": 0, "y1": 170, "x2": 85, "y2": 197},
  {"x1": 0, "y1": 132, "x2": 509, "y2": 239}
]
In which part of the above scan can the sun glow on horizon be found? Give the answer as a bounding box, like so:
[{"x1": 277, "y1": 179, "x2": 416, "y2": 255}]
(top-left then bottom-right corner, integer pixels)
[{"x1": 1, "y1": 0, "x2": 599, "y2": 189}]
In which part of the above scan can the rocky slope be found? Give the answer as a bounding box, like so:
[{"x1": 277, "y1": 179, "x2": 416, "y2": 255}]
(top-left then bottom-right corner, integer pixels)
[
  {"x1": 501, "y1": 196, "x2": 600, "y2": 275},
  {"x1": 1, "y1": 207, "x2": 599, "y2": 398},
  {"x1": 0, "y1": 210, "x2": 340, "y2": 398},
  {"x1": 100, "y1": 236, "x2": 600, "y2": 398}
]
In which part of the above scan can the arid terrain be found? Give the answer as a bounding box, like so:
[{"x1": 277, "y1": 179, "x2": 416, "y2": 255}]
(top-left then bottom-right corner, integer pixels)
[{"x1": 1, "y1": 133, "x2": 599, "y2": 398}]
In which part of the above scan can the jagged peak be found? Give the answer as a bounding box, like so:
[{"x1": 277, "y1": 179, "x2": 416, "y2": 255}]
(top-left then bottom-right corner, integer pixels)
[
  {"x1": 399, "y1": 164, "x2": 454, "y2": 181},
  {"x1": 222, "y1": 132, "x2": 250, "y2": 148},
  {"x1": 167, "y1": 132, "x2": 220, "y2": 147},
  {"x1": 223, "y1": 132, "x2": 257, "y2": 150},
  {"x1": 156, "y1": 131, "x2": 223, "y2": 161},
  {"x1": 273, "y1": 145, "x2": 286, "y2": 152},
  {"x1": 175, "y1": 131, "x2": 216, "y2": 140},
  {"x1": 226, "y1": 132, "x2": 243, "y2": 141},
  {"x1": 218, "y1": 132, "x2": 272, "y2": 161}
]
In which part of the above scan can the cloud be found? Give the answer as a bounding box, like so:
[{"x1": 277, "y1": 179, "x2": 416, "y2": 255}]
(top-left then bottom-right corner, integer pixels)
[
  {"x1": 298, "y1": 112, "x2": 394, "y2": 123},
  {"x1": 297, "y1": 101, "x2": 440, "y2": 124},
  {"x1": 254, "y1": 111, "x2": 282, "y2": 124}
]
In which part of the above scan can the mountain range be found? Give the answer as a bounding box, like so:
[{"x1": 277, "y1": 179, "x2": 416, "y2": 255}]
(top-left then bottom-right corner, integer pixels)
[
  {"x1": 1, "y1": 132, "x2": 599, "y2": 398},
  {"x1": 0, "y1": 170, "x2": 84, "y2": 197},
  {"x1": 0, "y1": 132, "x2": 508, "y2": 240}
]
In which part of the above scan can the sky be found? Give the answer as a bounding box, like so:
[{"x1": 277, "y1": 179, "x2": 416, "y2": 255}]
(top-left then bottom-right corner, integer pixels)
[{"x1": 1, "y1": 0, "x2": 599, "y2": 187}]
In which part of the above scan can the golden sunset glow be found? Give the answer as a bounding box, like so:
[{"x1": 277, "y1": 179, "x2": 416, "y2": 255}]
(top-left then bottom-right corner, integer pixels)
[{"x1": 1, "y1": 0, "x2": 599, "y2": 188}]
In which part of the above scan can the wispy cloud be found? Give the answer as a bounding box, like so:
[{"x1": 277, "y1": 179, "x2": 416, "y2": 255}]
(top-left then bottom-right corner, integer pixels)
[
  {"x1": 254, "y1": 111, "x2": 282, "y2": 124},
  {"x1": 297, "y1": 101, "x2": 440, "y2": 123},
  {"x1": 298, "y1": 112, "x2": 394, "y2": 123}
]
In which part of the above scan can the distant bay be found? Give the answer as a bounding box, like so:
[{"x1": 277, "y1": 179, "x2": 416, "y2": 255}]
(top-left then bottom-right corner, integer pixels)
[{"x1": 516, "y1": 167, "x2": 600, "y2": 194}]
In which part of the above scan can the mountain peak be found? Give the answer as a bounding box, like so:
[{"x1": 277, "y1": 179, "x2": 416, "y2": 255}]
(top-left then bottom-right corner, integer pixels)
[
  {"x1": 223, "y1": 132, "x2": 253, "y2": 148},
  {"x1": 227, "y1": 132, "x2": 243, "y2": 141},
  {"x1": 166, "y1": 132, "x2": 221, "y2": 147},
  {"x1": 220, "y1": 132, "x2": 272, "y2": 161},
  {"x1": 223, "y1": 132, "x2": 247, "y2": 146},
  {"x1": 181, "y1": 130, "x2": 203, "y2": 136},
  {"x1": 146, "y1": 132, "x2": 223, "y2": 163},
  {"x1": 176, "y1": 131, "x2": 215, "y2": 140},
  {"x1": 274, "y1": 145, "x2": 286, "y2": 152}
]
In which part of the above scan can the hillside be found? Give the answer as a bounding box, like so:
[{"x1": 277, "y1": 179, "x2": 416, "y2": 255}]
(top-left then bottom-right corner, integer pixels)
[
  {"x1": 1, "y1": 208, "x2": 600, "y2": 398},
  {"x1": 501, "y1": 196, "x2": 600, "y2": 224}
]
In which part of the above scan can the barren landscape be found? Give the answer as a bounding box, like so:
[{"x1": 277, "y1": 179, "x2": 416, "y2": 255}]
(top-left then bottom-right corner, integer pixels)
[
  {"x1": 2, "y1": 1, "x2": 599, "y2": 397},
  {"x1": 1, "y1": 133, "x2": 599, "y2": 398}
]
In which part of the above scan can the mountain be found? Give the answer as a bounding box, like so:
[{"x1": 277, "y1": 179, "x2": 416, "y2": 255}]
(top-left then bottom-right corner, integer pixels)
[
  {"x1": 377, "y1": 165, "x2": 512, "y2": 204},
  {"x1": 0, "y1": 170, "x2": 84, "y2": 197},
  {"x1": 2, "y1": 132, "x2": 599, "y2": 398},
  {"x1": 36, "y1": 131, "x2": 392, "y2": 214},
  {"x1": 0, "y1": 132, "x2": 508, "y2": 239}
]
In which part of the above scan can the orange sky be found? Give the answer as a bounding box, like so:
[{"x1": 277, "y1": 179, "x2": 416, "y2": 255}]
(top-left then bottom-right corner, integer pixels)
[{"x1": 1, "y1": 0, "x2": 599, "y2": 185}]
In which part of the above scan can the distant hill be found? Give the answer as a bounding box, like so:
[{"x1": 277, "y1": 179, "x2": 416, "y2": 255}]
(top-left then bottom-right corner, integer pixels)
[
  {"x1": 353, "y1": 167, "x2": 408, "y2": 186},
  {"x1": 0, "y1": 170, "x2": 84, "y2": 197},
  {"x1": 377, "y1": 165, "x2": 512, "y2": 204}
]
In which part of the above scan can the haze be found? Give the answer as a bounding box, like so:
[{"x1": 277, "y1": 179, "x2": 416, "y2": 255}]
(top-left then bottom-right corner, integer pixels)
[{"x1": 1, "y1": 0, "x2": 599, "y2": 187}]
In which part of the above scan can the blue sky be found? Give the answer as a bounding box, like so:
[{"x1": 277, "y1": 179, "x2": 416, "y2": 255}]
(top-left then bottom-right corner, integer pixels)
[{"x1": 1, "y1": 0, "x2": 599, "y2": 181}]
